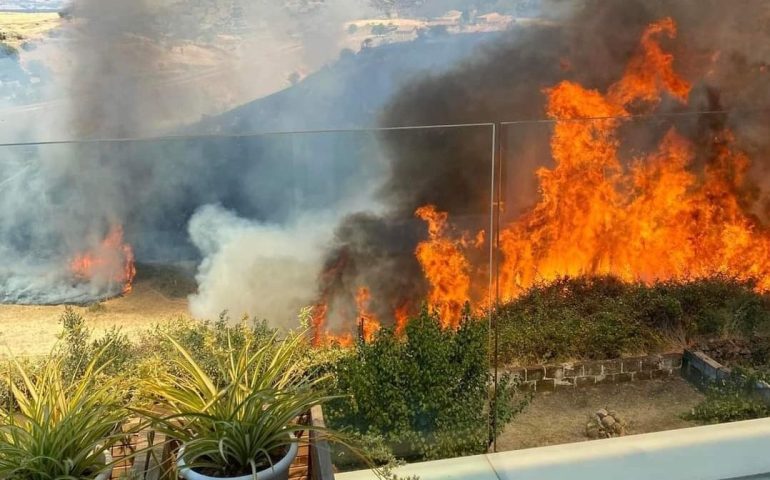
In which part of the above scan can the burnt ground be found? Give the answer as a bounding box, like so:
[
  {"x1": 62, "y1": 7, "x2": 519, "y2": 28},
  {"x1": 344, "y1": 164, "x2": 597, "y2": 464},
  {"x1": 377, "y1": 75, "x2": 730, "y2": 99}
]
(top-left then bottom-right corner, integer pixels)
[{"x1": 496, "y1": 376, "x2": 705, "y2": 451}]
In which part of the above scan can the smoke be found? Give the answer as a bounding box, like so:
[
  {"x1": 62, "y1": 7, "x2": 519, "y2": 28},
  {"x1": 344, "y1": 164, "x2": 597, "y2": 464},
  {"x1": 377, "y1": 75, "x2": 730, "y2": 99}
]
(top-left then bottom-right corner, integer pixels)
[
  {"x1": 187, "y1": 204, "x2": 330, "y2": 325},
  {"x1": 0, "y1": 0, "x2": 381, "y2": 308}
]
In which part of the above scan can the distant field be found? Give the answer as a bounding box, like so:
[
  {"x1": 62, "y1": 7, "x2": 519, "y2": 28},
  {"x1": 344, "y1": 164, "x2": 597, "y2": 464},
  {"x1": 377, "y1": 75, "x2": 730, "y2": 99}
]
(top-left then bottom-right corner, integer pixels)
[{"x1": 0, "y1": 11, "x2": 59, "y2": 47}]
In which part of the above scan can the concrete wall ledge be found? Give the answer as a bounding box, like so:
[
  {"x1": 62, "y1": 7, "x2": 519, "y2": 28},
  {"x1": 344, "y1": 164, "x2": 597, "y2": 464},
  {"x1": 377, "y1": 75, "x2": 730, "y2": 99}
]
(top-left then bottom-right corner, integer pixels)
[{"x1": 337, "y1": 418, "x2": 770, "y2": 480}]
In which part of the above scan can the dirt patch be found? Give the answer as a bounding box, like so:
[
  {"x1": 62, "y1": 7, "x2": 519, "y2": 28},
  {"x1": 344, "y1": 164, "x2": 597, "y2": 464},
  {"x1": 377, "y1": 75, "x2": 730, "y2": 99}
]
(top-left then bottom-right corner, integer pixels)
[{"x1": 496, "y1": 376, "x2": 704, "y2": 451}]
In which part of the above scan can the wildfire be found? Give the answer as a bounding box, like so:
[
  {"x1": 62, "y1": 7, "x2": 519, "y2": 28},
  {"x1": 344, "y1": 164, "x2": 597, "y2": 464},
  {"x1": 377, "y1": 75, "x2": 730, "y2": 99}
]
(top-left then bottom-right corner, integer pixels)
[
  {"x1": 355, "y1": 286, "x2": 381, "y2": 342},
  {"x1": 315, "y1": 17, "x2": 770, "y2": 342},
  {"x1": 414, "y1": 205, "x2": 471, "y2": 328},
  {"x1": 496, "y1": 16, "x2": 770, "y2": 298},
  {"x1": 394, "y1": 302, "x2": 409, "y2": 335},
  {"x1": 413, "y1": 17, "x2": 770, "y2": 318},
  {"x1": 70, "y1": 225, "x2": 136, "y2": 296}
]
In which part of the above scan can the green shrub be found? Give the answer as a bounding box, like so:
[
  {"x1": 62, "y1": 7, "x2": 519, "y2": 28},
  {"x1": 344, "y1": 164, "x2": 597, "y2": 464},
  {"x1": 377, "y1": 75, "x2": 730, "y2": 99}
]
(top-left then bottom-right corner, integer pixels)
[
  {"x1": 134, "y1": 312, "x2": 278, "y2": 385},
  {"x1": 327, "y1": 306, "x2": 528, "y2": 463},
  {"x1": 140, "y1": 331, "x2": 335, "y2": 478},
  {"x1": 58, "y1": 307, "x2": 92, "y2": 379},
  {"x1": 685, "y1": 368, "x2": 770, "y2": 423},
  {"x1": 495, "y1": 275, "x2": 770, "y2": 365},
  {"x1": 0, "y1": 350, "x2": 131, "y2": 480}
]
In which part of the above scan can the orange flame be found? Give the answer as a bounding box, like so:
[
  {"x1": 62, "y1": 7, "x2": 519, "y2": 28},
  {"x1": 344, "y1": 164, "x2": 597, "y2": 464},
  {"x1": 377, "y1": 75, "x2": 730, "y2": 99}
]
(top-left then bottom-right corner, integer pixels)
[
  {"x1": 414, "y1": 205, "x2": 471, "y2": 328},
  {"x1": 394, "y1": 302, "x2": 409, "y2": 335},
  {"x1": 496, "y1": 17, "x2": 770, "y2": 298},
  {"x1": 356, "y1": 286, "x2": 381, "y2": 342},
  {"x1": 70, "y1": 225, "x2": 136, "y2": 295},
  {"x1": 314, "y1": 17, "x2": 770, "y2": 342}
]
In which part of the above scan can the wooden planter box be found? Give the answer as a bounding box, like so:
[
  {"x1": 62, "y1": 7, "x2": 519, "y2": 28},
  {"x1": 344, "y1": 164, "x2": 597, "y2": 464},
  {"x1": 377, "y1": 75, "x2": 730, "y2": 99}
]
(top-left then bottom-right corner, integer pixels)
[{"x1": 112, "y1": 407, "x2": 335, "y2": 480}]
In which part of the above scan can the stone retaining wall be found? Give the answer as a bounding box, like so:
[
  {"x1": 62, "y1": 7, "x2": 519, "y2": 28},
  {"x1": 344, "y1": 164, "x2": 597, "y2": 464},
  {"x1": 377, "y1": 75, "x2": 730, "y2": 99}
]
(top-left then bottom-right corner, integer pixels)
[
  {"x1": 505, "y1": 353, "x2": 683, "y2": 391},
  {"x1": 682, "y1": 349, "x2": 770, "y2": 405}
]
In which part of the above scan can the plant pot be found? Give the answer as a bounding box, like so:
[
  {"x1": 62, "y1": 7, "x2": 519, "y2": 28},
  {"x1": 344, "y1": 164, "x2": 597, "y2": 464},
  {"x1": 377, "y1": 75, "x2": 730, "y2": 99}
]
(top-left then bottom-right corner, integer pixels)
[
  {"x1": 177, "y1": 440, "x2": 299, "y2": 480},
  {"x1": 94, "y1": 450, "x2": 113, "y2": 480}
]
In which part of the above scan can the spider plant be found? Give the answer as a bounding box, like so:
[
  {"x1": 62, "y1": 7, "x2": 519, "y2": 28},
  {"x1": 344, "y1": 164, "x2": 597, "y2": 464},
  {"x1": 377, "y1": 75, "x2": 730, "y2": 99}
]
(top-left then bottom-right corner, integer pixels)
[
  {"x1": 141, "y1": 331, "x2": 338, "y2": 479},
  {"x1": 0, "y1": 350, "x2": 129, "y2": 480}
]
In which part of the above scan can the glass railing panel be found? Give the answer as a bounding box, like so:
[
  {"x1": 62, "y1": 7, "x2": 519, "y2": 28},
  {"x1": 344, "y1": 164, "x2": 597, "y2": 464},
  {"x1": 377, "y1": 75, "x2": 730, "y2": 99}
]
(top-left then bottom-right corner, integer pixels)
[{"x1": 493, "y1": 107, "x2": 770, "y2": 452}]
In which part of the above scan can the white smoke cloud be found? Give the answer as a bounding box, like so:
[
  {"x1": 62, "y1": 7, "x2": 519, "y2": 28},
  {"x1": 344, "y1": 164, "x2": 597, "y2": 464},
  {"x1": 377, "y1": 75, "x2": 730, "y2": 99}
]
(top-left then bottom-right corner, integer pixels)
[{"x1": 187, "y1": 204, "x2": 332, "y2": 327}]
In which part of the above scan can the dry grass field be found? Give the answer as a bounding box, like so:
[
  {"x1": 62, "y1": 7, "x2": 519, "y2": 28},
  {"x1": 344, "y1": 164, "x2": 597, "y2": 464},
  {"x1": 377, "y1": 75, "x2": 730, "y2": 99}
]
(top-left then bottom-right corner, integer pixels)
[
  {"x1": 0, "y1": 266, "x2": 192, "y2": 358},
  {"x1": 0, "y1": 12, "x2": 60, "y2": 47}
]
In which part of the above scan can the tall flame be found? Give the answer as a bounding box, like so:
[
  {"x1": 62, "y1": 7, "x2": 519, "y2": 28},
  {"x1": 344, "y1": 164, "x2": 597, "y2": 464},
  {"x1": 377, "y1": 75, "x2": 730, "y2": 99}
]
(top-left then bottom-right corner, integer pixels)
[
  {"x1": 316, "y1": 17, "x2": 770, "y2": 342},
  {"x1": 496, "y1": 17, "x2": 770, "y2": 299},
  {"x1": 70, "y1": 225, "x2": 136, "y2": 296},
  {"x1": 414, "y1": 205, "x2": 471, "y2": 328},
  {"x1": 356, "y1": 286, "x2": 381, "y2": 342}
]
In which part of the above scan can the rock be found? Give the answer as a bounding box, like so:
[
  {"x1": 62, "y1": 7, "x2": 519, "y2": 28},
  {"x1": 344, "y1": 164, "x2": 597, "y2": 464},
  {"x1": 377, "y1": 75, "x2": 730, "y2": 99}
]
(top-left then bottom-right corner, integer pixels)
[
  {"x1": 596, "y1": 408, "x2": 609, "y2": 418},
  {"x1": 601, "y1": 416, "x2": 616, "y2": 428}
]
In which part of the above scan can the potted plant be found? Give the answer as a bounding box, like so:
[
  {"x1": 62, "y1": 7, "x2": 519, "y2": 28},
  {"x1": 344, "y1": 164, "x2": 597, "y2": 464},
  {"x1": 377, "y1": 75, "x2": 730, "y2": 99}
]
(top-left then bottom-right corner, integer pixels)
[
  {"x1": 141, "y1": 331, "x2": 336, "y2": 480},
  {"x1": 0, "y1": 351, "x2": 129, "y2": 480}
]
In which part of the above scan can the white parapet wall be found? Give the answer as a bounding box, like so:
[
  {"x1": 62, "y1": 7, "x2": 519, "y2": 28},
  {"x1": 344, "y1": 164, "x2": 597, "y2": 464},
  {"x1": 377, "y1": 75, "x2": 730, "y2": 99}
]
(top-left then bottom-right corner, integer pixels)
[{"x1": 337, "y1": 418, "x2": 770, "y2": 480}]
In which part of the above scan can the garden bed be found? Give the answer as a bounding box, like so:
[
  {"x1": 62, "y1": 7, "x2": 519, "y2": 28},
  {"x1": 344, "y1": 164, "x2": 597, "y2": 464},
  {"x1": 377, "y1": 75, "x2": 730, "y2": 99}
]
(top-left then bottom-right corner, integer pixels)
[{"x1": 495, "y1": 376, "x2": 704, "y2": 451}]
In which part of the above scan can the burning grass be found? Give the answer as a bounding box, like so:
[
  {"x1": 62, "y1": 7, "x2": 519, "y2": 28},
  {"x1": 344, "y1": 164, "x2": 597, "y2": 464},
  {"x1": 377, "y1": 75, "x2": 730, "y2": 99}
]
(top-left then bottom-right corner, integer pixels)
[{"x1": 494, "y1": 275, "x2": 770, "y2": 365}]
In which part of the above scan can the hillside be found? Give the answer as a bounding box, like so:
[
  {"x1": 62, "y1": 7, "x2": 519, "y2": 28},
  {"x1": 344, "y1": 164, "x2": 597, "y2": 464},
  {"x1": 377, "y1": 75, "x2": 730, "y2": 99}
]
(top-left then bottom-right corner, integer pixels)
[{"x1": 194, "y1": 30, "x2": 502, "y2": 134}]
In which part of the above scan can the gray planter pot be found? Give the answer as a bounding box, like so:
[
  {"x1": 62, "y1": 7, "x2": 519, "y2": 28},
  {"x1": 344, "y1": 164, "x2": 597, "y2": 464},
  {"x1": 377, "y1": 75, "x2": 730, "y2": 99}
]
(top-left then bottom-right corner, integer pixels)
[{"x1": 177, "y1": 441, "x2": 299, "y2": 480}]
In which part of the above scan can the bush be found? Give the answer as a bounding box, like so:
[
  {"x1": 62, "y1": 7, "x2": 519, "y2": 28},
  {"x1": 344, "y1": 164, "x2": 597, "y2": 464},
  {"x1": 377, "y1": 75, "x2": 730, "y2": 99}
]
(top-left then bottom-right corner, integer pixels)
[
  {"x1": 134, "y1": 313, "x2": 277, "y2": 382},
  {"x1": 685, "y1": 368, "x2": 770, "y2": 423},
  {"x1": 327, "y1": 306, "x2": 528, "y2": 463},
  {"x1": 140, "y1": 331, "x2": 330, "y2": 478},
  {"x1": 0, "y1": 351, "x2": 131, "y2": 480},
  {"x1": 495, "y1": 275, "x2": 770, "y2": 365}
]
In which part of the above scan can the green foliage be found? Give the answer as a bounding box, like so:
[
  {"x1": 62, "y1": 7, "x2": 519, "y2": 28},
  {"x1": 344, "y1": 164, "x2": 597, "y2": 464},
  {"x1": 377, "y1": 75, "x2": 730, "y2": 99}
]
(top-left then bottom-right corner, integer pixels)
[
  {"x1": 134, "y1": 313, "x2": 278, "y2": 385},
  {"x1": 58, "y1": 306, "x2": 92, "y2": 379},
  {"x1": 496, "y1": 275, "x2": 770, "y2": 364},
  {"x1": 685, "y1": 368, "x2": 770, "y2": 424},
  {"x1": 327, "y1": 306, "x2": 528, "y2": 463},
  {"x1": 0, "y1": 350, "x2": 129, "y2": 480},
  {"x1": 140, "y1": 331, "x2": 335, "y2": 478}
]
